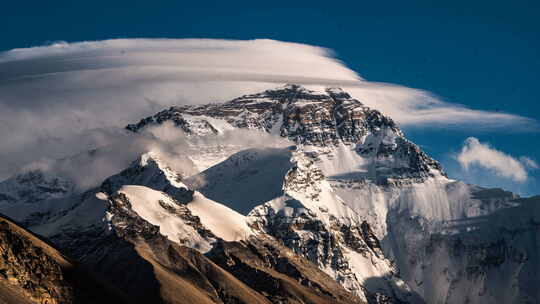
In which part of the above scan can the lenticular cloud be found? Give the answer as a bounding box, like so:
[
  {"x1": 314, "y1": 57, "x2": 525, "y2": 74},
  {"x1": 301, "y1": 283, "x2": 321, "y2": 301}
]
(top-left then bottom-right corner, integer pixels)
[{"x1": 0, "y1": 39, "x2": 361, "y2": 84}]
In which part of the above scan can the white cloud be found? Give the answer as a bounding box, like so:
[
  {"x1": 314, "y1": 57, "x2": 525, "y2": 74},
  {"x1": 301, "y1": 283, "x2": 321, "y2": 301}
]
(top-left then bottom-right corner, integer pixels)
[
  {"x1": 344, "y1": 86, "x2": 536, "y2": 130},
  {"x1": 520, "y1": 156, "x2": 539, "y2": 170},
  {"x1": 456, "y1": 137, "x2": 532, "y2": 182},
  {"x1": 0, "y1": 39, "x2": 361, "y2": 84},
  {"x1": 17, "y1": 121, "x2": 292, "y2": 191},
  {"x1": 0, "y1": 38, "x2": 536, "y2": 180}
]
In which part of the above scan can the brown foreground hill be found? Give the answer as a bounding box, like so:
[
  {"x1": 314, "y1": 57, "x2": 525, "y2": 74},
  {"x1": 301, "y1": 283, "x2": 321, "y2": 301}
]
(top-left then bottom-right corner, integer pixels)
[{"x1": 0, "y1": 214, "x2": 363, "y2": 304}]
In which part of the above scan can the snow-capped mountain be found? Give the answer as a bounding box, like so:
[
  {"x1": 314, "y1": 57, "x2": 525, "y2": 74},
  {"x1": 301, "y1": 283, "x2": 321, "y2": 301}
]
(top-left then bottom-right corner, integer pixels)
[
  {"x1": 127, "y1": 84, "x2": 444, "y2": 182},
  {"x1": 126, "y1": 84, "x2": 539, "y2": 303},
  {"x1": 0, "y1": 84, "x2": 538, "y2": 304},
  {"x1": 0, "y1": 170, "x2": 75, "y2": 205}
]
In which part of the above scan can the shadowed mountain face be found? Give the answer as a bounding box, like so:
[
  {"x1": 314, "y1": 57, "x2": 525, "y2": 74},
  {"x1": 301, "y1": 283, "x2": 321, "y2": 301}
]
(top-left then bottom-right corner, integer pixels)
[
  {"x1": 0, "y1": 215, "x2": 127, "y2": 304},
  {"x1": 185, "y1": 148, "x2": 293, "y2": 215},
  {"x1": 0, "y1": 85, "x2": 538, "y2": 304}
]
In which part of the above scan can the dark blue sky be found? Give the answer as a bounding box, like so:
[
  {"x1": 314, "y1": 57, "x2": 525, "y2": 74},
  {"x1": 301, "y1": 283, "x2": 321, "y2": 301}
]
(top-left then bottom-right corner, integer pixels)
[{"x1": 2, "y1": 0, "x2": 539, "y2": 194}]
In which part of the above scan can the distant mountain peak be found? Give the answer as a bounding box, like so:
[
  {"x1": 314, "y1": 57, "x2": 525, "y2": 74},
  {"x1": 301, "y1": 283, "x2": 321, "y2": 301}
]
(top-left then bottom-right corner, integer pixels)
[{"x1": 0, "y1": 169, "x2": 74, "y2": 205}]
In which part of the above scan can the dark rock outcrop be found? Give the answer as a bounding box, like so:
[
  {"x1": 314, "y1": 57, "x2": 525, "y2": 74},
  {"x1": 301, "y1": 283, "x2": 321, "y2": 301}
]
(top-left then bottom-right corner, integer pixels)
[{"x1": 0, "y1": 215, "x2": 126, "y2": 304}]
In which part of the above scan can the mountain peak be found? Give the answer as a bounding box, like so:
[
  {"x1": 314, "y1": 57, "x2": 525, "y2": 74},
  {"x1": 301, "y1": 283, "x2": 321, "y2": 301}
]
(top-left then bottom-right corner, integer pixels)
[
  {"x1": 278, "y1": 83, "x2": 306, "y2": 91},
  {"x1": 0, "y1": 169, "x2": 74, "y2": 205},
  {"x1": 101, "y1": 151, "x2": 194, "y2": 203},
  {"x1": 325, "y1": 87, "x2": 352, "y2": 100},
  {"x1": 136, "y1": 151, "x2": 165, "y2": 169},
  {"x1": 125, "y1": 85, "x2": 445, "y2": 181},
  {"x1": 263, "y1": 85, "x2": 354, "y2": 103}
]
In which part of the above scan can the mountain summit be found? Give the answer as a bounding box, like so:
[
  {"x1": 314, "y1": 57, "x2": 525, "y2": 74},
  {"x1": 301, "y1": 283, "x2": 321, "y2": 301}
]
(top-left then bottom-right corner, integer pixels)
[{"x1": 127, "y1": 84, "x2": 445, "y2": 183}]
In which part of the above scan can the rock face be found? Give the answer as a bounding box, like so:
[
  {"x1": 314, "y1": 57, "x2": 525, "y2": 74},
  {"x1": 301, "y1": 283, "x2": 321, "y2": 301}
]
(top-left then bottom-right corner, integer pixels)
[
  {"x1": 208, "y1": 235, "x2": 363, "y2": 304},
  {"x1": 1, "y1": 85, "x2": 538, "y2": 304},
  {"x1": 0, "y1": 215, "x2": 125, "y2": 304},
  {"x1": 245, "y1": 149, "x2": 423, "y2": 304}
]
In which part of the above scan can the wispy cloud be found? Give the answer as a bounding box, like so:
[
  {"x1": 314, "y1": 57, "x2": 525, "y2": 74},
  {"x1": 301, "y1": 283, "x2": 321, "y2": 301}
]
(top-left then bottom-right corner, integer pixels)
[
  {"x1": 19, "y1": 122, "x2": 291, "y2": 190},
  {"x1": 520, "y1": 156, "x2": 539, "y2": 170},
  {"x1": 456, "y1": 137, "x2": 536, "y2": 182},
  {"x1": 344, "y1": 86, "x2": 537, "y2": 131}
]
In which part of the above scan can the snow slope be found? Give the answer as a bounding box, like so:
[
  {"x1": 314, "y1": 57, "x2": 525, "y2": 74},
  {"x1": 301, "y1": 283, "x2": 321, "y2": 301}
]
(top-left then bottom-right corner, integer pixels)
[
  {"x1": 187, "y1": 192, "x2": 252, "y2": 242},
  {"x1": 119, "y1": 185, "x2": 215, "y2": 252}
]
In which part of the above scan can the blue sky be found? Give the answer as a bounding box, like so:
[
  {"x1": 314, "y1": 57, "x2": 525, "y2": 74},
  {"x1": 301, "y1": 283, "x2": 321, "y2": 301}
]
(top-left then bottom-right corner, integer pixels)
[{"x1": 1, "y1": 0, "x2": 539, "y2": 195}]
